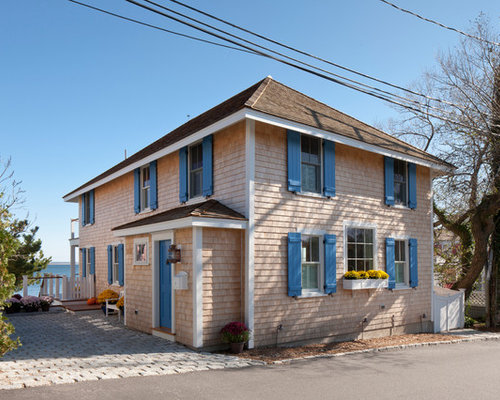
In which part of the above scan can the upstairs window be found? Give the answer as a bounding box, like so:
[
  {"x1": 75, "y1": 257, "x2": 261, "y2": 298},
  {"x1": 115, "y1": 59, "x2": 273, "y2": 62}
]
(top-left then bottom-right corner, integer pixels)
[
  {"x1": 140, "y1": 165, "x2": 151, "y2": 212},
  {"x1": 134, "y1": 161, "x2": 157, "y2": 213},
  {"x1": 287, "y1": 130, "x2": 335, "y2": 197},
  {"x1": 346, "y1": 227, "x2": 375, "y2": 272},
  {"x1": 81, "y1": 190, "x2": 94, "y2": 226},
  {"x1": 189, "y1": 142, "x2": 203, "y2": 199},
  {"x1": 394, "y1": 160, "x2": 407, "y2": 206},
  {"x1": 113, "y1": 245, "x2": 120, "y2": 284},
  {"x1": 301, "y1": 135, "x2": 321, "y2": 194}
]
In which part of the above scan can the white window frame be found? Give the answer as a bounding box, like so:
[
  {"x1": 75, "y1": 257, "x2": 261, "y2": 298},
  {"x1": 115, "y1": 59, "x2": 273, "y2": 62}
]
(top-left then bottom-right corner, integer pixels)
[
  {"x1": 343, "y1": 221, "x2": 378, "y2": 272},
  {"x1": 188, "y1": 141, "x2": 203, "y2": 200},
  {"x1": 133, "y1": 237, "x2": 150, "y2": 266},
  {"x1": 140, "y1": 165, "x2": 151, "y2": 212},
  {"x1": 394, "y1": 237, "x2": 410, "y2": 289},
  {"x1": 300, "y1": 134, "x2": 323, "y2": 196},
  {"x1": 393, "y1": 159, "x2": 409, "y2": 207},
  {"x1": 300, "y1": 234, "x2": 324, "y2": 295}
]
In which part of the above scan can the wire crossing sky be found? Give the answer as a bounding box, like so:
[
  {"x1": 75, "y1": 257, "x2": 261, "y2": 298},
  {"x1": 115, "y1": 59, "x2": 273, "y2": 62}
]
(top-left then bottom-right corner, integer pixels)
[{"x1": 1, "y1": 0, "x2": 499, "y2": 261}]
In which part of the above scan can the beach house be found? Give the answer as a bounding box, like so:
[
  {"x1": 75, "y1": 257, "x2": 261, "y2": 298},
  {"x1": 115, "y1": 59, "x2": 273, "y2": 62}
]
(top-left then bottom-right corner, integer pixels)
[{"x1": 63, "y1": 77, "x2": 451, "y2": 349}]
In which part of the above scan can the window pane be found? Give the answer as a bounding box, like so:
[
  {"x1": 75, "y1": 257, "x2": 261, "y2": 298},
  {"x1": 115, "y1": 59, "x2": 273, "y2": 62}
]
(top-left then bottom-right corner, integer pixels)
[
  {"x1": 142, "y1": 167, "x2": 150, "y2": 188},
  {"x1": 301, "y1": 164, "x2": 320, "y2": 193},
  {"x1": 356, "y1": 260, "x2": 365, "y2": 271},
  {"x1": 190, "y1": 170, "x2": 202, "y2": 198},
  {"x1": 348, "y1": 244, "x2": 355, "y2": 259},
  {"x1": 365, "y1": 244, "x2": 373, "y2": 259},
  {"x1": 356, "y1": 244, "x2": 364, "y2": 259},
  {"x1": 395, "y1": 240, "x2": 400, "y2": 261},
  {"x1": 395, "y1": 262, "x2": 405, "y2": 284},
  {"x1": 347, "y1": 228, "x2": 356, "y2": 243},
  {"x1": 366, "y1": 260, "x2": 373, "y2": 270},
  {"x1": 310, "y1": 237, "x2": 319, "y2": 262},
  {"x1": 356, "y1": 229, "x2": 365, "y2": 243},
  {"x1": 348, "y1": 260, "x2": 356, "y2": 271},
  {"x1": 302, "y1": 263, "x2": 319, "y2": 289},
  {"x1": 365, "y1": 229, "x2": 373, "y2": 244}
]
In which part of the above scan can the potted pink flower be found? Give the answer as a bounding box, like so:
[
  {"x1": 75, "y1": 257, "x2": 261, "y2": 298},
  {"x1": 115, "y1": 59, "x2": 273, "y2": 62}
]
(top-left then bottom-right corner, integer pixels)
[
  {"x1": 21, "y1": 296, "x2": 41, "y2": 312},
  {"x1": 4, "y1": 297, "x2": 22, "y2": 314},
  {"x1": 40, "y1": 296, "x2": 53, "y2": 312},
  {"x1": 220, "y1": 321, "x2": 251, "y2": 354}
]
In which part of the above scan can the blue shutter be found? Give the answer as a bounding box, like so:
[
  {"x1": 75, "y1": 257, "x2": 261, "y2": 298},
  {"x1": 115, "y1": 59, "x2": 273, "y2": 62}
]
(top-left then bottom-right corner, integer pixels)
[
  {"x1": 409, "y1": 238, "x2": 418, "y2": 287},
  {"x1": 179, "y1": 146, "x2": 188, "y2": 202},
  {"x1": 287, "y1": 130, "x2": 301, "y2": 193},
  {"x1": 81, "y1": 194, "x2": 86, "y2": 226},
  {"x1": 202, "y1": 135, "x2": 213, "y2": 197},
  {"x1": 408, "y1": 162, "x2": 417, "y2": 209},
  {"x1": 324, "y1": 234, "x2": 337, "y2": 294},
  {"x1": 385, "y1": 238, "x2": 395, "y2": 289},
  {"x1": 89, "y1": 247, "x2": 95, "y2": 275},
  {"x1": 150, "y1": 161, "x2": 158, "y2": 210},
  {"x1": 384, "y1": 157, "x2": 395, "y2": 206},
  {"x1": 118, "y1": 243, "x2": 124, "y2": 286},
  {"x1": 89, "y1": 190, "x2": 95, "y2": 224},
  {"x1": 134, "y1": 168, "x2": 141, "y2": 214},
  {"x1": 81, "y1": 249, "x2": 87, "y2": 278},
  {"x1": 107, "y1": 245, "x2": 113, "y2": 285},
  {"x1": 323, "y1": 140, "x2": 336, "y2": 197},
  {"x1": 288, "y1": 232, "x2": 302, "y2": 296}
]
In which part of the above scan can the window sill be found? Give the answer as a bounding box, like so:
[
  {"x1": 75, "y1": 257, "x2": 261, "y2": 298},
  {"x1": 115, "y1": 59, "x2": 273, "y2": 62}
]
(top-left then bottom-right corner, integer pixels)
[
  {"x1": 393, "y1": 285, "x2": 411, "y2": 291},
  {"x1": 296, "y1": 291, "x2": 328, "y2": 299},
  {"x1": 295, "y1": 191, "x2": 330, "y2": 200},
  {"x1": 138, "y1": 208, "x2": 153, "y2": 215},
  {"x1": 133, "y1": 262, "x2": 149, "y2": 266},
  {"x1": 183, "y1": 196, "x2": 208, "y2": 206},
  {"x1": 391, "y1": 204, "x2": 412, "y2": 210}
]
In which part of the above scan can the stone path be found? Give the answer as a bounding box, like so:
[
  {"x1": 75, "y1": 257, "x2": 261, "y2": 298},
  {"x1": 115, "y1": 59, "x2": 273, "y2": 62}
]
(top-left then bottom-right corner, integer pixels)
[{"x1": 0, "y1": 310, "x2": 263, "y2": 390}]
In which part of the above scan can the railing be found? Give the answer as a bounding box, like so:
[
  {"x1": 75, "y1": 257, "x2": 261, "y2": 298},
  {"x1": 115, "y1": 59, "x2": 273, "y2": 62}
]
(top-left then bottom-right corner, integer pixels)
[{"x1": 22, "y1": 273, "x2": 95, "y2": 301}]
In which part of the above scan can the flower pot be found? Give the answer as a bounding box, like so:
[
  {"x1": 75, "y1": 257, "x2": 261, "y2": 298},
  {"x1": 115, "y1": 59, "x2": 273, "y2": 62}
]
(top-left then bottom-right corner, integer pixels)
[
  {"x1": 230, "y1": 342, "x2": 245, "y2": 354},
  {"x1": 343, "y1": 278, "x2": 388, "y2": 290}
]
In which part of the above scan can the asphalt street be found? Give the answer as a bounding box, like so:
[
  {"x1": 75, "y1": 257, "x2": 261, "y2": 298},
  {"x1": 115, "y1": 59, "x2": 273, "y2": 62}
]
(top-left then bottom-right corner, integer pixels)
[{"x1": 3, "y1": 339, "x2": 499, "y2": 400}]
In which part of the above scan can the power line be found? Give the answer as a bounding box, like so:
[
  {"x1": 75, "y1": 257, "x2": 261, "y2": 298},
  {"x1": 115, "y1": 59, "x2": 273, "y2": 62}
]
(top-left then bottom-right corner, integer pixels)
[
  {"x1": 139, "y1": 0, "x2": 449, "y2": 114},
  {"x1": 139, "y1": 0, "x2": 486, "y2": 124},
  {"x1": 164, "y1": 0, "x2": 471, "y2": 110},
  {"x1": 124, "y1": 0, "x2": 498, "y2": 134},
  {"x1": 378, "y1": 0, "x2": 500, "y2": 47},
  {"x1": 67, "y1": 0, "x2": 257, "y2": 55}
]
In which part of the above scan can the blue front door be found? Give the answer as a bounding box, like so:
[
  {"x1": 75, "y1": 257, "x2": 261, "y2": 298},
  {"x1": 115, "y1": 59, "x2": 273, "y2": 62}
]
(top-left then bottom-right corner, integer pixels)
[{"x1": 159, "y1": 240, "x2": 172, "y2": 329}]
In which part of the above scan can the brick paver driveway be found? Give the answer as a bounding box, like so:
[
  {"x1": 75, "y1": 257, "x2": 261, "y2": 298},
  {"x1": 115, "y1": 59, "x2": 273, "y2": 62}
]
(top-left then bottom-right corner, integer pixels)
[{"x1": 1, "y1": 310, "x2": 261, "y2": 390}]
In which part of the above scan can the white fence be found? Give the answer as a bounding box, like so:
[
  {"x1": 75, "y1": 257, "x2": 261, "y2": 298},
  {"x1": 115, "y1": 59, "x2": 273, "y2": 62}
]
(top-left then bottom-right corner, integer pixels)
[
  {"x1": 433, "y1": 287, "x2": 465, "y2": 333},
  {"x1": 22, "y1": 274, "x2": 95, "y2": 301}
]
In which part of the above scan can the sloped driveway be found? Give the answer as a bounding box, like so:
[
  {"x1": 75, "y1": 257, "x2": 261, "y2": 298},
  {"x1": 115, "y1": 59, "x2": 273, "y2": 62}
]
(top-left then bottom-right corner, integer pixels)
[{"x1": 1, "y1": 310, "x2": 261, "y2": 390}]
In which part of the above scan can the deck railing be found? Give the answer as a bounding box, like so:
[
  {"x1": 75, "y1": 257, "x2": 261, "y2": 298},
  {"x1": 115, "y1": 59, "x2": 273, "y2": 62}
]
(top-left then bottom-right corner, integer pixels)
[{"x1": 22, "y1": 273, "x2": 95, "y2": 300}]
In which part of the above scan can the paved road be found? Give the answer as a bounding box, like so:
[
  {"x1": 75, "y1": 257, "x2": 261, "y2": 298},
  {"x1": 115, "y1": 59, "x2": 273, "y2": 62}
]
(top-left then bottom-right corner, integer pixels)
[
  {"x1": 0, "y1": 310, "x2": 261, "y2": 389},
  {"x1": 3, "y1": 339, "x2": 499, "y2": 400}
]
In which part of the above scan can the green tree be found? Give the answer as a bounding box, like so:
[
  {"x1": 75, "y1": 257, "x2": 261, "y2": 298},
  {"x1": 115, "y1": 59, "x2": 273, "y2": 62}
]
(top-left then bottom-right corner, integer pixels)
[
  {"x1": 8, "y1": 225, "x2": 51, "y2": 289},
  {"x1": 0, "y1": 159, "x2": 23, "y2": 355}
]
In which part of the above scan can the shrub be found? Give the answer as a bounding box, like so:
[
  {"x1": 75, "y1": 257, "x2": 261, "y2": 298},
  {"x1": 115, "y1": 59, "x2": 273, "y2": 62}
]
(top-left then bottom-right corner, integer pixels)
[
  {"x1": 344, "y1": 271, "x2": 360, "y2": 280},
  {"x1": 12, "y1": 294, "x2": 22, "y2": 300},
  {"x1": 97, "y1": 289, "x2": 119, "y2": 304},
  {"x1": 464, "y1": 316, "x2": 475, "y2": 329},
  {"x1": 220, "y1": 321, "x2": 250, "y2": 344}
]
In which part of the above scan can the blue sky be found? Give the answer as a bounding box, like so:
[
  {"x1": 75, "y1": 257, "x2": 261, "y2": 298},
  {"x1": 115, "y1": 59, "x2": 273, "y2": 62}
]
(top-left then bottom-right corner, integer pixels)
[{"x1": 1, "y1": 0, "x2": 499, "y2": 261}]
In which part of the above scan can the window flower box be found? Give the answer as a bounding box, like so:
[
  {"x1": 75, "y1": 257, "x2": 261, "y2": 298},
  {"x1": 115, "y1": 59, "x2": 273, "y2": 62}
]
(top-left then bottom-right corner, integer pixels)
[
  {"x1": 343, "y1": 270, "x2": 389, "y2": 290},
  {"x1": 343, "y1": 278, "x2": 388, "y2": 290}
]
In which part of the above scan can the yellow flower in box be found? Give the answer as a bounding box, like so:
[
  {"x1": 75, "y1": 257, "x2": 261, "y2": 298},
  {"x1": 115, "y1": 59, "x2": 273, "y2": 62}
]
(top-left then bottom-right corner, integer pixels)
[
  {"x1": 358, "y1": 271, "x2": 369, "y2": 279},
  {"x1": 344, "y1": 271, "x2": 360, "y2": 280},
  {"x1": 97, "y1": 289, "x2": 119, "y2": 304},
  {"x1": 116, "y1": 296, "x2": 124, "y2": 309}
]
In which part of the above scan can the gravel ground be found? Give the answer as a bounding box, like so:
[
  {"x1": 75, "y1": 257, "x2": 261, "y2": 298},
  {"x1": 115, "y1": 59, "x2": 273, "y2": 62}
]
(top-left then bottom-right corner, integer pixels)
[{"x1": 230, "y1": 333, "x2": 460, "y2": 362}]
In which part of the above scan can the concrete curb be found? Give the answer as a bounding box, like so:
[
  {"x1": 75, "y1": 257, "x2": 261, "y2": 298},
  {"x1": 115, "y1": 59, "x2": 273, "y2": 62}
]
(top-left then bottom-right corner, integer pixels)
[{"x1": 268, "y1": 333, "x2": 500, "y2": 365}]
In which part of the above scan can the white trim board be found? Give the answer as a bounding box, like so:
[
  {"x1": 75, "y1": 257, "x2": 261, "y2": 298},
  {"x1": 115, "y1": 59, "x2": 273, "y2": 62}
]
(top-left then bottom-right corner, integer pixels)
[
  {"x1": 244, "y1": 119, "x2": 255, "y2": 349},
  {"x1": 112, "y1": 217, "x2": 248, "y2": 237},
  {"x1": 192, "y1": 227, "x2": 203, "y2": 348},
  {"x1": 64, "y1": 108, "x2": 449, "y2": 202}
]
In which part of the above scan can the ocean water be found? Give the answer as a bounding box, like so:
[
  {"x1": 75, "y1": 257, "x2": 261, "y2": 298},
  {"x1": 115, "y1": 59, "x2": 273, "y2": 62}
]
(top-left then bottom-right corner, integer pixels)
[{"x1": 16, "y1": 263, "x2": 79, "y2": 297}]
